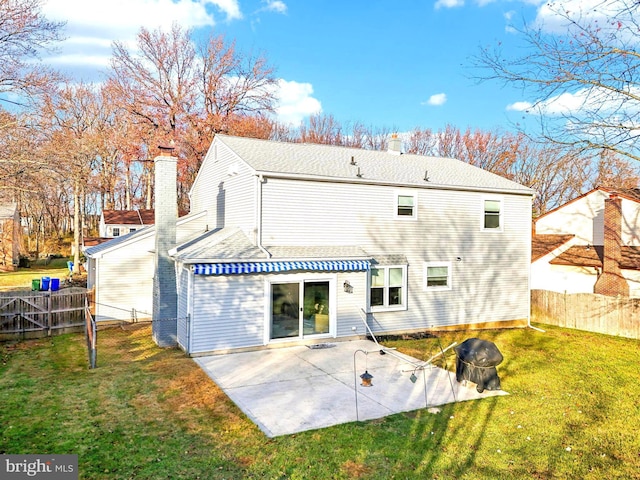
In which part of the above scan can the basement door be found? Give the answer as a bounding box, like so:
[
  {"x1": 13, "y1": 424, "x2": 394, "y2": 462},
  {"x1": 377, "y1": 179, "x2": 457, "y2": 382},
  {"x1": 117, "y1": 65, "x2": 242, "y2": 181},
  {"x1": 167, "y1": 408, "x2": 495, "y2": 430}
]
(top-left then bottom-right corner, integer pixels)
[{"x1": 269, "y1": 279, "x2": 332, "y2": 340}]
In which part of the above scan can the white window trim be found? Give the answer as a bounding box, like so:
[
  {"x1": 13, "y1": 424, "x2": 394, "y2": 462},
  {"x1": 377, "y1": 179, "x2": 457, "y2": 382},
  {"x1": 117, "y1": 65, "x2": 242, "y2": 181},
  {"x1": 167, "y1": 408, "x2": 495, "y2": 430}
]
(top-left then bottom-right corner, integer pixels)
[
  {"x1": 423, "y1": 261, "x2": 452, "y2": 291},
  {"x1": 481, "y1": 196, "x2": 503, "y2": 232},
  {"x1": 395, "y1": 191, "x2": 418, "y2": 220},
  {"x1": 263, "y1": 273, "x2": 337, "y2": 345},
  {"x1": 369, "y1": 264, "x2": 408, "y2": 312}
]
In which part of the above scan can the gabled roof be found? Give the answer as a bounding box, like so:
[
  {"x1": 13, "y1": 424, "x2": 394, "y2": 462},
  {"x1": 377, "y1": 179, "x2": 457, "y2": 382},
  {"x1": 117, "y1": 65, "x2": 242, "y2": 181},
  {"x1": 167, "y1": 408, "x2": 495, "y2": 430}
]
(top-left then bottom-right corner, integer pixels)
[
  {"x1": 531, "y1": 234, "x2": 574, "y2": 262},
  {"x1": 102, "y1": 209, "x2": 155, "y2": 226},
  {"x1": 84, "y1": 226, "x2": 152, "y2": 257},
  {"x1": 550, "y1": 245, "x2": 640, "y2": 271},
  {"x1": 213, "y1": 135, "x2": 534, "y2": 195}
]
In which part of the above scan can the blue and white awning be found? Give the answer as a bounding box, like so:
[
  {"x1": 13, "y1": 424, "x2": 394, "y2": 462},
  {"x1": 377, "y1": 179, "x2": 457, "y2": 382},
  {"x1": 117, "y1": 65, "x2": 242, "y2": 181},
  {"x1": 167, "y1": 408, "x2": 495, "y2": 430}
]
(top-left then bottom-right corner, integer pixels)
[{"x1": 192, "y1": 260, "x2": 370, "y2": 275}]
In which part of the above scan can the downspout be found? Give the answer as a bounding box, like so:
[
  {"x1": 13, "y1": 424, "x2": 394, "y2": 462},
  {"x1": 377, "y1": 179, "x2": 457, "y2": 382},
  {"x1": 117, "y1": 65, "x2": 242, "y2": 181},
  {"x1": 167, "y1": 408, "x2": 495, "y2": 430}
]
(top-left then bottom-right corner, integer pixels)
[{"x1": 256, "y1": 174, "x2": 271, "y2": 259}]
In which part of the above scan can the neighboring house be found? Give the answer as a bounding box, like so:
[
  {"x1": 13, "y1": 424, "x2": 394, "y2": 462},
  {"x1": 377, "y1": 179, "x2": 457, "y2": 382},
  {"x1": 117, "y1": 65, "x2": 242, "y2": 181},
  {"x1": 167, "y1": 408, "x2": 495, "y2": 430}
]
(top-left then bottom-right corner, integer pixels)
[
  {"x1": 0, "y1": 203, "x2": 20, "y2": 271},
  {"x1": 532, "y1": 187, "x2": 640, "y2": 297},
  {"x1": 168, "y1": 135, "x2": 534, "y2": 355},
  {"x1": 99, "y1": 209, "x2": 155, "y2": 238},
  {"x1": 84, "y1": 211, "x2": 208, "y2": 321}
]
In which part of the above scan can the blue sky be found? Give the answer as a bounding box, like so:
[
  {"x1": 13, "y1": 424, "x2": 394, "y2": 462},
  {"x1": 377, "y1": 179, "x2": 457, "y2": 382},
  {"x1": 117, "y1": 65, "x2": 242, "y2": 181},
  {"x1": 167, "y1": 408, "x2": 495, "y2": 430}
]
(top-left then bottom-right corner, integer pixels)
[{"x1": 39, "y1": 0, "x2": 579, "y2": 133}]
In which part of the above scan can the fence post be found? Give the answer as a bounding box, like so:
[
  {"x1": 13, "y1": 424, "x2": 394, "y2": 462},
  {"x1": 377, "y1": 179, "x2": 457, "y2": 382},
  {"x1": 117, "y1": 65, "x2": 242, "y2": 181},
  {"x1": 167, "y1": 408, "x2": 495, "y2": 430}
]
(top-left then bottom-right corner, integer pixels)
[{"x1": 47, "y1": 292, "x2": 52, "y2": 337}]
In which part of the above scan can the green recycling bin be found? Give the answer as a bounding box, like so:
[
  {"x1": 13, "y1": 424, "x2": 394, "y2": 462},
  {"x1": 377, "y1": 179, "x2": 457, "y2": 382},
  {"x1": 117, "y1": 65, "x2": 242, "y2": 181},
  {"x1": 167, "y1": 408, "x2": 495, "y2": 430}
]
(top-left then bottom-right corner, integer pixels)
[{"x1": 31, "y1": 279, "x2": 40, "y2": 291}]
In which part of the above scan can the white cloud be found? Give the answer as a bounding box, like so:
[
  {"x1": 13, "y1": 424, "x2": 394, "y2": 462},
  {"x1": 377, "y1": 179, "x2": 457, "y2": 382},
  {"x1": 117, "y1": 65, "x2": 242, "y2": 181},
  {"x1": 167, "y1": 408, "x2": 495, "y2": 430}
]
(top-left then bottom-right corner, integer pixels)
[
  {"x1": 506, "y1": 101, "x2": 533, "y2": 112},
  {"x1": 41, "y1": 0, "x2": 242, "y2": 71},
  {"x1": 274, "y1": 79, "x2": 322, "y2": 125},
  {"x1": 262, "y1": 0, "x2": 287, "y2": 14},
  {"x1": 423, "y1": 93, "x2": 447, "y2": 106},
  {"x1": 435, "y1": 0, "x2": 464, "y2": 10}
]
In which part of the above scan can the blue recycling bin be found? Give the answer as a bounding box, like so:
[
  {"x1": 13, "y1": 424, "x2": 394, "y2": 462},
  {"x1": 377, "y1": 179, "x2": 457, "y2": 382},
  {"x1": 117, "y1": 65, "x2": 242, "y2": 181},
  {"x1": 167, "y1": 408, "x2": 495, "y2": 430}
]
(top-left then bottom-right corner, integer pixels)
[
  {"x1": 50, "y1": 278, "x2": 60, "y2": 291},
  {"x1": 40, "y1": 276, "x2": 50, "y2": 291}
]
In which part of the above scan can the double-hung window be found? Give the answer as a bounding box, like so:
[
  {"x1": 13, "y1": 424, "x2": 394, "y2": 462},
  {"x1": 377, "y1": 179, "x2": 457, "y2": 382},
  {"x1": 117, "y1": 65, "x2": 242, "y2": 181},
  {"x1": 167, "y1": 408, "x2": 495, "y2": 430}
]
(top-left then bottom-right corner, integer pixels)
[
  {"x1": 483, "y1": 198, "x2": 503, "y2": 231},
  {"x1": 112, "y1": 227, "x2": 120, "y2": 237},
  {"x1": 423, "y1": 262, "x2": 452, "y2": 291},
  {"x1": 369, "y1": 265, "x2": 407, "y2": 311},
  {"x1": 396, "y1": 193, "x2": 417, "y2": 219}
]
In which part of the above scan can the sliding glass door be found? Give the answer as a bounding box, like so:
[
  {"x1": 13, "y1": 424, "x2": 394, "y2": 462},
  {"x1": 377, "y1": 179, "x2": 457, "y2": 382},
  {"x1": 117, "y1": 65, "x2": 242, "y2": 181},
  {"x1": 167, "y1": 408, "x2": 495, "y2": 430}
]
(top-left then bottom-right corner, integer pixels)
[{"x1": 271, "y1": 280, "x2": 330, "y2": 340}]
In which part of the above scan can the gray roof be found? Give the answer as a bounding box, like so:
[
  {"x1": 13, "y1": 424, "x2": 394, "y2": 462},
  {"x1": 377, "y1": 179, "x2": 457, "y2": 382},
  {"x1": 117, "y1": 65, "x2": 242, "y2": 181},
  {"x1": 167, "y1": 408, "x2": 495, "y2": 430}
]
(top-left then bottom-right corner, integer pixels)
[
  {"x1": 173, "y1": 228, "x2": 371, "y2": 263},
  {"x1": 216, "y1": 135, "x2": 533, "y2": 194},
  {"x1": 83, "y1": 226, "x2": 152, "y2": 257}
]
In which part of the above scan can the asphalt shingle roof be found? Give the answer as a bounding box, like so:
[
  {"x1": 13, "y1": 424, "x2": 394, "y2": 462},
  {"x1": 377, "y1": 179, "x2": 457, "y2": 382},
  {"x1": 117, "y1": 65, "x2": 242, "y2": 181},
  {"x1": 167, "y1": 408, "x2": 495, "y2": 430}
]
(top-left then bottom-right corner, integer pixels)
[
  {"x1": 531, "y1": 234, "x2": 574, "y2": 262},
  {"x1": 550, "y1": 245, "x2": 640, "y2": 271},
  {"x1": 102, "y1": 209, "x2": 155, "y2": 225},
  {"x1": 216, "y1": 135, "x2": 534, "y2": 194},
  {"x1": 173, "y1": 228, "x2": 373, "y2": 263}
]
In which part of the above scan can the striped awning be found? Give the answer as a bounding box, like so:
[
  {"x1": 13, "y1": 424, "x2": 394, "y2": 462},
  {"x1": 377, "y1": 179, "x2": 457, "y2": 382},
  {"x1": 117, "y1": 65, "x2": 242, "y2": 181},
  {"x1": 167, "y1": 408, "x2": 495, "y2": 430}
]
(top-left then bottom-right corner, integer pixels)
[{"x1": 192, "y1": 260, "x2": 370, "y2": 275}]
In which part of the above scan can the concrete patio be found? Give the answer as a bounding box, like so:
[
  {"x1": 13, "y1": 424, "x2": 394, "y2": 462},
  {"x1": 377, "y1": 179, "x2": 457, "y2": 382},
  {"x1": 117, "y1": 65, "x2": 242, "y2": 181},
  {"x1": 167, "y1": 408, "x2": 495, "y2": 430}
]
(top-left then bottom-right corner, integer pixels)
[{"x1": 194, "y1": 339, "x2": 508, "y2": 437}]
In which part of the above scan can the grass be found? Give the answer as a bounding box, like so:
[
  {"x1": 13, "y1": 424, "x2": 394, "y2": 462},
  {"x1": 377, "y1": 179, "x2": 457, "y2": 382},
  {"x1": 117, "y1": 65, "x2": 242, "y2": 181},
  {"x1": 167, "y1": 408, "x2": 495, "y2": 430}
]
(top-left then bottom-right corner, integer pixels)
[
  {"x1": 0, "y1": 324, "x2": 639, "y2": 479},
  {"x1": 0, "y1": 257, "x2": 71, "y2": 289}
]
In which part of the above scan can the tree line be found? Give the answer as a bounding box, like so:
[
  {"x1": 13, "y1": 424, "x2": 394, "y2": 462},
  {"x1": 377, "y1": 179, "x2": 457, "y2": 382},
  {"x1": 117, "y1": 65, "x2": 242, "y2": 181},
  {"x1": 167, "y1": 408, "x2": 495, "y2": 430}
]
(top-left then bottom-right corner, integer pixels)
[{"x1": 1, "y1": 0, "x2": 639, "y2": 263}]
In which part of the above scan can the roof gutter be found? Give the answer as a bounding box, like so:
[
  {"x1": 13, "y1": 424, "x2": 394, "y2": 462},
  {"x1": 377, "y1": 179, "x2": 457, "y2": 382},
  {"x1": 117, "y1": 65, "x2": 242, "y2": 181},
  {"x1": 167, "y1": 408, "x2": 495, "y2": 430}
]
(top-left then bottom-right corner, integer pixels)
[{"x1": 253, "y1": 170, "x2": 534, "y2": 197}]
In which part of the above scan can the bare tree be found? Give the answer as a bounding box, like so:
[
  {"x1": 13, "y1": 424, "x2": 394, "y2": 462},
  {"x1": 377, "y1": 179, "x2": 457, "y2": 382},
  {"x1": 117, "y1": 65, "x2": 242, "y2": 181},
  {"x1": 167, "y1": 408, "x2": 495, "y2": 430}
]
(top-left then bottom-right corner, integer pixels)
[
  {"x1": 475, "y1": 0, "x2": 640, "y2": 163},
  {"x1": 0, "y1": 0, "x2": 64, "y2": 107}
]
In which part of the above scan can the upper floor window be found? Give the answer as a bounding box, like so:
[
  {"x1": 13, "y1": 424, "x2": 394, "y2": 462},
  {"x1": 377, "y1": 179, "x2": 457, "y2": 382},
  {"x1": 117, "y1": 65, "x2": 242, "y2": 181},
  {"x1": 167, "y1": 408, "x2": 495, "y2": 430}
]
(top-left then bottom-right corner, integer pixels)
[
  {"x1": 112, "y1": 227, "x2": 120, "y2": 237},
  {"x1": 483, "y1": 198, "x2": 503, "y2": 231},
  {"x1": 396, "y1": 193, "x2": 417, "y2": 219},
  {"x1": 423, "y1": 262, "x2": 452, "y2": 291},
  {"x1": 370, "y1": 265, "x2": 407, "y2": 311},
  {"x1": 129, "y1": 228, "x2": 137, "y2": 233}
]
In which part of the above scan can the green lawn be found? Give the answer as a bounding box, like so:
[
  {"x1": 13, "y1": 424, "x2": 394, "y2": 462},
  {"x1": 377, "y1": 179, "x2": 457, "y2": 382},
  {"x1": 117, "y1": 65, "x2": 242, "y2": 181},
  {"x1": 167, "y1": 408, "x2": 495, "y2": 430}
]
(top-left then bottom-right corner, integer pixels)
[
  {"x1": 0, "y1": 324, "x2": 638, "y2": 479},
  {"x1": 0, "y1": 257, "x2": 71, "y2": 289}
]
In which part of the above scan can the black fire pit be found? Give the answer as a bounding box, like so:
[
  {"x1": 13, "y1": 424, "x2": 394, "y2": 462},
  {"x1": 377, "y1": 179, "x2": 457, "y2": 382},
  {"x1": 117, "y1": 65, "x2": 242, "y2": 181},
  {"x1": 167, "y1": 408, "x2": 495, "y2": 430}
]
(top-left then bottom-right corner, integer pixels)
[{"x1": 454, "y1": 338, "x2": 503, "y2": 393}]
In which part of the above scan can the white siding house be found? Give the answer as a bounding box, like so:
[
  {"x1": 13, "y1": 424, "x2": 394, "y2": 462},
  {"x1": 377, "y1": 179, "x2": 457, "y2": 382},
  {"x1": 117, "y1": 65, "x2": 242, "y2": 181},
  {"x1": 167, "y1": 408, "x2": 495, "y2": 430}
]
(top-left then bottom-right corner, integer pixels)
[
  {"x1": 85, "y1": 211, "x2": 208, "y2": 321},
  {"x1": 532, "y1": 187, "x2": 640, "y2": 297},
  {"x1": 172, "y1": 135, "x2": 534, "y2": 355}
]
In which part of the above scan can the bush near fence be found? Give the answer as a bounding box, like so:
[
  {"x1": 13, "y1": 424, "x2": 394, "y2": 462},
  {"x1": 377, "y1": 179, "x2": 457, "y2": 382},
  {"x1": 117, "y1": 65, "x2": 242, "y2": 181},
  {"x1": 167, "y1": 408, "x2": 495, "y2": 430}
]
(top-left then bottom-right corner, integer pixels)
[
  {"x1": 531, "y1": 289, "x2": 640, "y2": 340},
  {"x1": 0, "y1": 288, "x2": 87, "y2": 340}
]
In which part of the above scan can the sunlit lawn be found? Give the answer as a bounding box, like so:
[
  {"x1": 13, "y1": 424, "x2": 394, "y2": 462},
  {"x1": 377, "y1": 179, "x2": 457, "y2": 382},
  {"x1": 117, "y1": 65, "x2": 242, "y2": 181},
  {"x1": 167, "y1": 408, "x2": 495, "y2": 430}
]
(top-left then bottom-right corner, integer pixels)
[
  {"x1": 0, "y1": 257, "x2": 71, "y2": 289},
  {"x1": 0, "y1": 323, "x2": 638, "y2": 479}
]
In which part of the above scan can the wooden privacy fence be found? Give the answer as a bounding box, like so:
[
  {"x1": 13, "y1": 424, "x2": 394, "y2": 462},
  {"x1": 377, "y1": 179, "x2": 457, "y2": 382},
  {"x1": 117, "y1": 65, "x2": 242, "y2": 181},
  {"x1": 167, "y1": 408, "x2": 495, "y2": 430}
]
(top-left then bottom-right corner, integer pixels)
[
  {"x1": 531, "y1": 289, "x2": 640, "y2": 340},
  {"x1": 0, "y1": 288, "x2": 87, "y2": 340}
]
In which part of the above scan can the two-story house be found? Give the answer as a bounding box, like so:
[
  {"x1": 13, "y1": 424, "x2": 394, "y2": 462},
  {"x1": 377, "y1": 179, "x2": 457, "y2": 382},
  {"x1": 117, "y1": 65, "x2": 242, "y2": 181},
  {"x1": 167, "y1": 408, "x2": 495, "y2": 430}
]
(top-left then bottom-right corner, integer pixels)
[{"x1": 167, "y1": 135, "x2": 534, "y2": 355}]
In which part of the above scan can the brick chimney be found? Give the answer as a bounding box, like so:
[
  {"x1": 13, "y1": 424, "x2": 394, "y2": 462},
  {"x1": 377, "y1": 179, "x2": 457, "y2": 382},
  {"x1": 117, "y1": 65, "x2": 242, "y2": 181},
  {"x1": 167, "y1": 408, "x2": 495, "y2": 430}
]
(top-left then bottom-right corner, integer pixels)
[
  {"x1": 152, "y1": 150, "x2": 178, "y2": 347},
  {"x1": 593, "y1": 193, "x2": 629, "y2": 296}
]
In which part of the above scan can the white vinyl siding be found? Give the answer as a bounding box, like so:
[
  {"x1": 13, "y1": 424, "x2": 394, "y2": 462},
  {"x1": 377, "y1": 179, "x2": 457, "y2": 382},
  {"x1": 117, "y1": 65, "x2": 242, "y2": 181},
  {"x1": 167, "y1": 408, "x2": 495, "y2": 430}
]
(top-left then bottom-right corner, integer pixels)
[
  {"x1": 189, "y1": 140, "x2": 256, "y2": 233},
  {"x1": 261, "y1": 180, "x2": 531, "y2": 332},
  {"x1": 189, "y1": 274, "x2": 265, "y2": 353},
  {"x1": 93, "y1": 236, "x2": 155, "y2": 321}
]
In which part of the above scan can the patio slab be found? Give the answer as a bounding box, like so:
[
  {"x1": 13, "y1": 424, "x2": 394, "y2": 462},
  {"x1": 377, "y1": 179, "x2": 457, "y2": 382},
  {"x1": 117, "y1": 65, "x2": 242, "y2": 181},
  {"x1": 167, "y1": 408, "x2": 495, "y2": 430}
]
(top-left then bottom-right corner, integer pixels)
[{"x1": 194, "y1": 339, "x2": 507, "y2": 437}]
